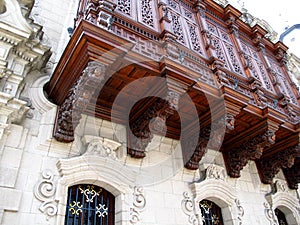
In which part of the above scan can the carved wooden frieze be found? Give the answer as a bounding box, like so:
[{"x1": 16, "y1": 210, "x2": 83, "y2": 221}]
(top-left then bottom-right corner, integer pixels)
[
  {"x1": 257, "y1": 145, "x2": 299, "y2": 184},
  {"x1": 54, "y1": 62, "x2": 106, "y2": 142},
  {"x1": 224, "y1": 130, "x2": 276, "y2": 178}
]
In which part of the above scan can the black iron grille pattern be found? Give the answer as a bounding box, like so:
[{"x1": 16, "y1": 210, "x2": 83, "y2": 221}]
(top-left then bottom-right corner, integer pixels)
[
  {"x1": 275, "y1": 208, "x2": 288, "y2": 225},
  {"x1": 200, "y1": 199, "x2": 224, "y2": 225},
  {"x1": 65, "y1": 184, "x2": 115, "y2": 225}
]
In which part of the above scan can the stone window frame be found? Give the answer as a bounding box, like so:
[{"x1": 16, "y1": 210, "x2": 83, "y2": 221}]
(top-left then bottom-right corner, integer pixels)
[
  {"x1": 190, "y1": 178, "x2": 243, "y2": 225},
  {"x1": 266, "y1": 180, "x2": 300, "y2": 225},
  {"x1": 55, "y1": 154, "x2": 137, "y2": 225}
]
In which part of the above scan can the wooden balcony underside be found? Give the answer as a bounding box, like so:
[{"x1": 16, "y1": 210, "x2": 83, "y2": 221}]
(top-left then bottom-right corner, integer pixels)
[{"x1": 46, "y1": 1, "x2": 300, "y2": 188}]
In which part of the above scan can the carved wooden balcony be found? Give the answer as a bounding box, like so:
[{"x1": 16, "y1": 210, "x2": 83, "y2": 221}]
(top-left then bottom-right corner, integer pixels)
[{"x1": 45, "y1": 0, "x2": 300, "y2": 188}]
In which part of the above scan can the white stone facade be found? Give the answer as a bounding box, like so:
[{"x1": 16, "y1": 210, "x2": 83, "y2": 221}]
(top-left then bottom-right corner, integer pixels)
[{"x1": 0, "y1": 0, "x2": 299, "y2": 225}]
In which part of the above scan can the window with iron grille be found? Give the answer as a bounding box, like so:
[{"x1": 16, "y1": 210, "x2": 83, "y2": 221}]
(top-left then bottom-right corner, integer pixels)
[
  {"x1": 64, "y1": 184, "x2": 115, "y2": 225},
  {"x1": 199, "y1": 199, "x2": 224, "y2": 225},
  {"x1": 275, "y1": 208, "x2": 288, "y2": 225}
]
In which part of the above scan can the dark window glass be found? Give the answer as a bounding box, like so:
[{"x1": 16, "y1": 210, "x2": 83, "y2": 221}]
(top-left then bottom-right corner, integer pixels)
[
  {"x1": 200, "y1": 199, "x2": 224, "y2": 225},
  {"x1": 275, "y1": 208, "x2": 288, "y2": 225},
  {"x1": 65, "y1": 184, "x2": 115, "y2": 225}
]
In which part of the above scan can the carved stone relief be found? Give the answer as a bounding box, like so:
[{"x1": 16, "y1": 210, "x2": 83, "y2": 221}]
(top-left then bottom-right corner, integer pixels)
[
  {"x1": 263, "y1": 202, "x2": 277, "y2": 225},
  {"x1": 82, "y1": 135, "x2": 122, "y2": 159},
  {"x1": 265, "y1": 179, "x2": 300, "y2": 224},
  {"x1": 33, "y1": 170, "x2": 58, "y2": 220},
  {"x1": 235, "y1": 199, "x2": 244, "y2": 225},
  {"x1": 130, "y1": 186, "x2": 146, "y2": 224},
  {"x1": 182, "y1": 192, "x2": 199, "y2": 225},
  {"x1": 205, "y1": 164, "x2": 227, "y2": 181},
  {"x1": 189, "y1": 164, "x2": 244, "y2": 225}
]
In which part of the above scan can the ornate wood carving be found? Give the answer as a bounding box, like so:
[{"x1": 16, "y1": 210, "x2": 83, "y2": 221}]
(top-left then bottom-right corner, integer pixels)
[
  {"x1": 283, "y1": 157, "x2": 300, "y2": 189},
  {"x1": 224, "y1": 130, "x2": 276, "y2": 178},
  {"x1": 54, "y1": 62, "x2": 106, "y2": 142},
  {"x1": 76, "y1": 0, "x2": 116, "y2": 28},
  {"x1": 184, "y1": 126, "x2": 210, "y2": 170},
  {"x1": 184, "y1": 114, "x2": 231, "y2": 170},
  {"x1": 128, "y1": 91, "x2": 179, "y2": 158},
  {"x1": 257, "y1": 144, "x2": 299, "y2": 184}
]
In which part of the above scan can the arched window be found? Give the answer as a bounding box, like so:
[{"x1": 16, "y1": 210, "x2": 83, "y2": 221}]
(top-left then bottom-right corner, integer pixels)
[
  {"x1": 65, "y1": 184, "x2": 115, "y2": 225},
  {"x1": 275, "y1": 208, "x2": 288, "y2": 225},
  {"x1": 200, "y1": 199, "x2": 224, "y2": 225}
]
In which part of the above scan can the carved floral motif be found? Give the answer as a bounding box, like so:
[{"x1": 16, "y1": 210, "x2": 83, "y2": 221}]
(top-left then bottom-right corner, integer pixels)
[
  {"x1": 187, "y1": 23, "x2": 203, "y2": 54},
  {"x1": 167, "y1": 0, "x2": 179, "y2": 11},
  {"x1": 211, "y1": 37, "x2": 228, "y2": 68},
  {"x1": 225, "y1": 43, "x2": 243, "y2": 76}
]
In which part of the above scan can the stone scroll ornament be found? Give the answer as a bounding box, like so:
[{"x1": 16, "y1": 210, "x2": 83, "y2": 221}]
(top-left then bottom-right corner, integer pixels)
[
  {"x1": 264, "y1": 202, "x2": 277, "y2": 225},
  {"x1": 33, "y1": 170, "x2": 58, "y2": 220},
  {"x1": 181, "y1": 192, "x2": 199, "y2": 225},
  {"x1": 235, "y1": 199, "x2": 244, "y2": 225},
  {"x1": 130, "y1": 186, "x2": 146, "y2": 224}
]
